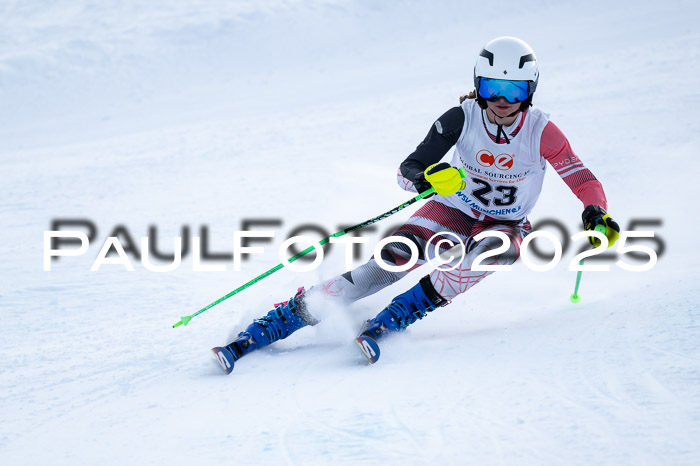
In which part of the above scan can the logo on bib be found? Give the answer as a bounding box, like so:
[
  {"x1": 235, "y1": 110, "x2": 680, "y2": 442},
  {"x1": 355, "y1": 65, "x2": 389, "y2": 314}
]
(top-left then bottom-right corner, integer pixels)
[{"x1": 476, "y1": 150, "x2": 514, "y2": 170}]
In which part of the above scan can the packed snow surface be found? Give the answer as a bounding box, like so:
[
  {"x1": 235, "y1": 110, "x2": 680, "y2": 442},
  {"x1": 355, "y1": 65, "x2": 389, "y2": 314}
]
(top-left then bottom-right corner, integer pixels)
[{"x1": 1, "y1": 1, "x2": 699, "y2": 464}]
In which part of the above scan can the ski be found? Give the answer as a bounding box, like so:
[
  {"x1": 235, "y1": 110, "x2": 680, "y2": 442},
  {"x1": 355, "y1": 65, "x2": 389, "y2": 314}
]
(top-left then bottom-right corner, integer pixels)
[
  {"x1": 211, "y1": 346, "x2": 236, "y2": 374},
  {"x1": 355, "y1": 334, "x2": 381, "y2": 364}
]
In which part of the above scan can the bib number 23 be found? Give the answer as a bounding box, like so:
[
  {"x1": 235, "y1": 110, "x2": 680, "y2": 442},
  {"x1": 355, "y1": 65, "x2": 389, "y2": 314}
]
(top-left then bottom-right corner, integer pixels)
[{"x1": 471, "y1": 178, "x2": 517, "y2": 206}]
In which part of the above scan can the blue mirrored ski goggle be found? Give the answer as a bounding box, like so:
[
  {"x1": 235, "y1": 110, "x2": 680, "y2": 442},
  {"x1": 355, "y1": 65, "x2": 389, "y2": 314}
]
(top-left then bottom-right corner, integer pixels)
[{"x1": 478, "y1": 77, "x2": 530, "y2": 104}]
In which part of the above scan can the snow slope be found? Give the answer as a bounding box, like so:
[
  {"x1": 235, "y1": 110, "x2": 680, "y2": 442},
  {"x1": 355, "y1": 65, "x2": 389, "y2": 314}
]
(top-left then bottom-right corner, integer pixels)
[{"x1": 1, "y1": 0, "x2": 699, "y2": 464}]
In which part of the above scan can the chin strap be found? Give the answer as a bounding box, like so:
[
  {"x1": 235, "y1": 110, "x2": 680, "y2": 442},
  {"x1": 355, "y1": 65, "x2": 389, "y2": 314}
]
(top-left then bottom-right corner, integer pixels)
[
  {"x1": 487, "y1": 108, "x2": 521, "y2": 144},
  {"x1": 495, "y1": 123, "x2": 510, "y2": 144}
]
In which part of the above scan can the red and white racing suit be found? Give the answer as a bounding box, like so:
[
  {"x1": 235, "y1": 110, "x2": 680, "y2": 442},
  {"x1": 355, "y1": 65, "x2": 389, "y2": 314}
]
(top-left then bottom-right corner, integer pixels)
[{"x1": 313, "y1": 98, "x2": 607, "y2": 302}]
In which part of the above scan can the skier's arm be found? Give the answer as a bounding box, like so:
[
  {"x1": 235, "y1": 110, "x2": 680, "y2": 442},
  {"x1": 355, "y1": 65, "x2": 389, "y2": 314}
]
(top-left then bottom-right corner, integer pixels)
[
  {"x1": 542, "y1": 121, "x2": 620, "y2": 246},
  {"x1": 398, "y1": 106, "x2": 465, "y2": 193},
  {"x1": 541, "y1": 121, "x2": 608, "y2": 210}
]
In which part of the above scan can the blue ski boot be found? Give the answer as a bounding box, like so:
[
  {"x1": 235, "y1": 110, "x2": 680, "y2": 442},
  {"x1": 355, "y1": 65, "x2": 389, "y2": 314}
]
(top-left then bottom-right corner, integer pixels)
[
  {"x1": 355, "y1": 276, "x2": 447, "y2": 364},
  {"x1": 212, "y1": 287, "x2": 319, "y2": 374}
]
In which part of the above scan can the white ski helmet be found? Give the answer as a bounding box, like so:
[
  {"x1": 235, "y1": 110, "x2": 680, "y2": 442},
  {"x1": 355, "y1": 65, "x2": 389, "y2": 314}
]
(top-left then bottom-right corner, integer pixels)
[{"x1": 473, "y1": 36, "x2": 539, "y2": 102}]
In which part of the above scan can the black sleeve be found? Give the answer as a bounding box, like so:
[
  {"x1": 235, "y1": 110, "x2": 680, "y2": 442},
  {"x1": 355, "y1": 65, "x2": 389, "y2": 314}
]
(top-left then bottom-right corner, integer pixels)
[{"x1": 399, "y1": 106, "x2": 465, "y2": 183}]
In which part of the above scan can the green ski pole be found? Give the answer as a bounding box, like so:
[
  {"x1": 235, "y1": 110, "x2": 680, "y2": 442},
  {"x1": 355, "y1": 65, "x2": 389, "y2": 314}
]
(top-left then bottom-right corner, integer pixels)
[
  {"x1": 570, "y1": 224, "x2": 607, "y2": 303},
  {"x1": 173, "y1": 168, "x2": 467, "y2": 328}
]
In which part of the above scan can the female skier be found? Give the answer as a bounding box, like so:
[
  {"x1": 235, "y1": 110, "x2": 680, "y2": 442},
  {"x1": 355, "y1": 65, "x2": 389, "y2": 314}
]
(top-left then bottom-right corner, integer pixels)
[{"x1": 213, "y1": 36, "x2": 620, "y2": 373}]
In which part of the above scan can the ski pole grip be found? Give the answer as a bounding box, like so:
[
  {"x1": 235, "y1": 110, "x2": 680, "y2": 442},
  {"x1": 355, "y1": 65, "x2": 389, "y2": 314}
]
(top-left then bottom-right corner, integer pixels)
[
  {"x1": 419, "y1": 187, "x2": 436, "y2": 199},
  {"x1": 419, "y1": 166, "x2": 468, "y2": 199},
  {"x1": 458, "y1": 167, "x2": 467, "y2": 191}
]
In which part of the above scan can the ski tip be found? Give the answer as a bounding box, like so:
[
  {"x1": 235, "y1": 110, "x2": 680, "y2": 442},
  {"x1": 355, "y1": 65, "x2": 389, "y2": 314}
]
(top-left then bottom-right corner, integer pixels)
[
  {"x1": 211, "y1": 346, "x2": 236, "y2": 375},
  {"x1": 355, "y1": 335, "x2": 381, "y2": 364}
]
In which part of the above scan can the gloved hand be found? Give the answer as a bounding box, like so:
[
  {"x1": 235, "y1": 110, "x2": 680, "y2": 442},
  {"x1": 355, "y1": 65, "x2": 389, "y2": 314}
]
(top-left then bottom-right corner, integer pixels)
[
  {"x1": 412, "y1": 171, "x2": 434, "y2": 196},
  {"x1": 582, "y1": 205, "x2": 620, "y2": 248},
  {"x1": 418, "y1": 163, "x2": 466, "y2": 197}
]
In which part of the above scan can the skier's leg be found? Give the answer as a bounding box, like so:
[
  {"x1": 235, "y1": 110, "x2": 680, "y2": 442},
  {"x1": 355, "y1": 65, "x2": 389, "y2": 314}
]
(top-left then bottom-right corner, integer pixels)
[
  {"x1": 219, "y1": 201, "x2": 477, "y2": 367},
  {"x1": 429, "y1": 218, "x2": 531, "y2": 300},
  {"x1": 308, "y1": 200, "x2": 476, "y2": 304},
  {"x1": 360, "y1": 217, "x2": 531, "y2": 341},
  {"x1": 309, "y1": 256, "x2": 408, "y2": 303}
]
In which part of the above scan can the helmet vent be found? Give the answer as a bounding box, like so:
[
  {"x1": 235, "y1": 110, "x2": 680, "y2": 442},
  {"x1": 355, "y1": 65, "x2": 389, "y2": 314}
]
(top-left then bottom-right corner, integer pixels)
[
  {"x1": 479, "y1": 49, "x2": 494, "y2": 66},
  {"x1": 519, "y1": 53, "x2": 535, "y2": 69}
]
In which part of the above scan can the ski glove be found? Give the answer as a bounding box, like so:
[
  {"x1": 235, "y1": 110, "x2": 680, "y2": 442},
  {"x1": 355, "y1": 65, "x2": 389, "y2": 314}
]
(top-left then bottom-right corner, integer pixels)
[
  {"x1": 421, "y1": 163, "x2": 466, "y2": 197},
  {"x1": 412, "y1": 171, "x2": 434, "y2": 197},
  {"x1": 582, "y1": 205, "x2": 620, "y2": 248}
]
